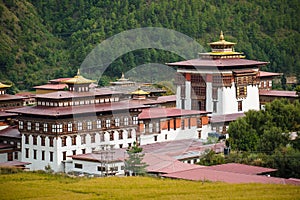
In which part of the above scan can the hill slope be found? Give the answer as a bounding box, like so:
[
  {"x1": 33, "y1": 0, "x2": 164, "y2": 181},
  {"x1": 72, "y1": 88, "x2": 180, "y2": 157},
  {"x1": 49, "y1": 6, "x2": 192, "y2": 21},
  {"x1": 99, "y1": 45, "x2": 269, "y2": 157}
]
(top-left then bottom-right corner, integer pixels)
[{"x1": 1, "y1": 0, "x2": 300, "y2": 90}]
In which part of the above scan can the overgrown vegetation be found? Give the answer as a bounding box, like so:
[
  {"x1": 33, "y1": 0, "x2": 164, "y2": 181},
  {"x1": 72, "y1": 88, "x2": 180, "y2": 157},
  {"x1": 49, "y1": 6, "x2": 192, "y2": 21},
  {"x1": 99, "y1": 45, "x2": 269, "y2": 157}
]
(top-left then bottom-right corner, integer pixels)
[
  {"x1": 219, "y1": 99, "x2": 300, "y2": 178},
  {"x1": 1, "y1": 0, "x2": 300, "y2": 91},
  {"x1": 0, "y1": 171, "x2": 299, "y2": 199}
]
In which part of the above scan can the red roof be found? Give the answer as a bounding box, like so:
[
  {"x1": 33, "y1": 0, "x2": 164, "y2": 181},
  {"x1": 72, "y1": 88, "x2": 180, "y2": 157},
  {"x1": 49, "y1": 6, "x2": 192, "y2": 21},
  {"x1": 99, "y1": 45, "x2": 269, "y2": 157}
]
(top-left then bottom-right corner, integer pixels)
[
  {"x1": 163, "y1": 167, "x2": 300, "y2": 185},
  {"x1": 206, "y1": 163, "x2": 277, "y2": 175},
  {"x1": 156, "y1": 95, "x2": 176, "y2": 102},
  {"x1": 0, "y1": 161, "x2": 31, "y2": 167},
  {"x1": 210, "y1": 113, "x2": 245, "y2": 123},
  {"x1": 7, "y1": 100, "x2": 146, "y2": 116},
  {"x1": 0, "y1": 111, "x2": 18, "y2": 118},
  {"x1": 143, "y1": 153, "x2": 202, "y2": 174},
  {"x1": 139, "y1": 107, "x2": 208, "y2": 120},
  {"x1": 33, "y1": 84, "x2": 68, "y2": 90},
  {"x1": 167, "y1": 58, "x2": 268, "y2": 68},
  {"x1": 259, "y1": 90, "x2": 298, "y2": 98},
  {"x1": 258, "y1": 71, "x2": 282, "y2": 78},
  {"x1": 35, "y1": 89, "x2": 122, "y2": 99},
  {"x1": 0, "y1": 94, "x2": 25, "y2": 101},
  {"x1": 0, "y1": 126, "x2": 21, "y2": 139}
]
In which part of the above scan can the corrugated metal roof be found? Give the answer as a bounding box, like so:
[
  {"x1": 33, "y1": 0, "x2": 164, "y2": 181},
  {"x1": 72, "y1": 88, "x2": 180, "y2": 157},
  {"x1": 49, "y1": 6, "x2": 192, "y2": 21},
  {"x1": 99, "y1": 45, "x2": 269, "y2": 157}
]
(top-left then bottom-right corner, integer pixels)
[{"x1": 139, "y1": 107, "x2": 208, "y2": 119}]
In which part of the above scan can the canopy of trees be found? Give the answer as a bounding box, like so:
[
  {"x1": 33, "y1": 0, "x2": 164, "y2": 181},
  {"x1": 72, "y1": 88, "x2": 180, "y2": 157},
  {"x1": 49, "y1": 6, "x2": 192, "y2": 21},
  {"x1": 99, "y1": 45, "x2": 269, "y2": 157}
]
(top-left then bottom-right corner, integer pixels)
[
  {"x1": 1, "y1": 0, "x2": 300, "y2": 91},
  {"x1": 226, "y1": 99, "x2": 300, "y2": 178}
]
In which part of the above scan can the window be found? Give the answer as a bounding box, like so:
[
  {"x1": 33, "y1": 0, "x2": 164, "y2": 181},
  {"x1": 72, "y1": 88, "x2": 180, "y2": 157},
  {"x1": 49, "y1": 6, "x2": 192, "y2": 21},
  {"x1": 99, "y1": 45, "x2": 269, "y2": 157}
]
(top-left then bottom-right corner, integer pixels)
[
  {"x1": 100, "y1": 133, "x2": 105, "y2": 142},
  {"x1": 62, "y1": 137, "x2": 67, "y2": 147},
  {"x1": 124, "y1": 117, "x2": 129, "y2": 126},
  {"x1": 7, "y1": 152, "x2": 13, "y2": 161},
  {"x1": 75, "y1": 163, "x2": 83, "y2": 169},
  {"x1": 49, "y1": 137, "x2": 54, "y2": 147},
  {"x1": 27, "y1": 122, "x2": 31, "y2": 131},
  {"x1": 155, "y1": 122, "x2": 160, "y2": 133},
  {"x1": 128, "y1": 143, "x2": 132, "y2": 148},
  {"x1": 198, "y1": 130, "x2": 202, "y2": 139},
  {"x1": 25, "y1": 148, "x2": 29, "y2": 158},
  {"x1": 106, "y1": 119, "x2": 111, "y2": 128},
  {"x1": 165, "y1": 135, "x2": 167, "y2": 140},
  {"x1": 33, "y1": 135, "x2": 37, "y2": 145},
  {"x1": 127, "y1": 129, "x2": 132, "y2": 139},
  {"x1": 133, "y1": 116, "x2": 138, "y2": 125},
  {"x1": 115, "y1": 118, "x2": 120, "y2": 127},
  {"x1": 72, "y1": 135, "x2": 76, "y2": 145},
  {"x1": 154, "y1": 135, "x2": 158, "y2": 141},
  {"x1": 81, "y1": 135, "x2": 86, "y2": 144},
  {"x1": 35, "y1": 123, "x2": 39, "y2": 131},
  {"x1": 119, "y1": 144, "x2": 123, "y2": 148},
  {"x1": 96, "y1": 119, "x2": 101, "y2": 128},
  {"x1": 68, "y1": 123, "x2": 73, "y2": 132},
  {"x1": 188, "y1": 118, "x2": 191, "y2": 129},
  {"x1": 119, "y1": 131, "x2": 123, "y2": 140},
  {"x1": 43, "y1": 123, "x2": 48, "y2": 132},
  {"x1": 50, "y1": 152, "x2": 53, "y2": 162},
  {"x1": 33, "y1": 150, "x2": 37, "y2": 159},
  {"x1": 87, "y1": 121, "x2": 92, "y2": 130},
  {"x1": 82, "y1": 149, "x2": 86, "y2": 154},
  {"x1": 78, "y1": 122, "x2": 83, "y2": 131},
  {"x1": 19, "y1": 121, "x2": 23, "y2": 129},
  {"x1": 57, "y1": 124, "x2": 63, "y2": 133},
  {"x1": 98, "y1": 166, "x2": 106, "y2": 171},
  {"x1": 41, "y1": 136, "x2": 45, "y2": 146},
  {"x1": 213, "y1": 101, "x2": 217, "y2": 113},
  {"x1": 62, "y1": 151, "x2": 66, "y2": 160},
  {"x1": 149, "y1": 123, "x2": 153, "y2": 133},
  {"x1": 238, "y1": 101, "x2": 243, "y2": 111},
  {"x1": 91, "y1": 134, "x2": 96, "y2": 143},
  {"x1": 72, "y1": 150, "x2": 76, "y2": 155},
  {"x1": 167, "y1": 120, "x2": 170, "y2": 131},
  {"x1": 181, "y1": 119, "x2": 185, "y2": 130},
  {"x1": 25, "y1": 134, "x2": 29, "y2": 144},
  {"x1": 41, "y1": 151, "x2": 45, "y2": 160},
  {"x1": 14, "y1": 152, "x2": 18, "y2": 160},
  {"x1": 110, "y1": 131, "x2": 114, "y2": 141},
  {"x1": 52, "y1": 124, "x2": 57, "y2": 133}
]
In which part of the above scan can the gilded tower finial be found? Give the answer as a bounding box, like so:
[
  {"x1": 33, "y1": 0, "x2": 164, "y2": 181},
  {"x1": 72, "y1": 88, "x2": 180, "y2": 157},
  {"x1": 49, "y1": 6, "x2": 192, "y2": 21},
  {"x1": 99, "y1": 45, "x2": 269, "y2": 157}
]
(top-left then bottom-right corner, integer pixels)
[
  {"x1": 220, "y1": 30, "x2": 224, "y2": 41},
  {"x1": 77, "y1": 69, "x2": 80, "y2": 75}
]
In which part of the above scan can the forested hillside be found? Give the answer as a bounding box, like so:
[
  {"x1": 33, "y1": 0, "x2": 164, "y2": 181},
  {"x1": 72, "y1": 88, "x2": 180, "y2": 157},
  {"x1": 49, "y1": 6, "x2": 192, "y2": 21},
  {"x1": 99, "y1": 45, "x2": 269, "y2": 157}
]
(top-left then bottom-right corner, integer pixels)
[{"x1": 1, "y1": 0, "x2": 300, "y2": 91}]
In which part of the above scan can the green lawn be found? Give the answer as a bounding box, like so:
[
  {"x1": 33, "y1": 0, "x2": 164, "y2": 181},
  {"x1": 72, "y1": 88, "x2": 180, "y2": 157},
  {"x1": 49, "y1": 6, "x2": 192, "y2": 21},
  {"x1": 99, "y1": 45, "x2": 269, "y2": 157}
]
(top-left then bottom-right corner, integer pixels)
[{"x1": 0, "y1": 172, "x2": 299, "y2": 200}]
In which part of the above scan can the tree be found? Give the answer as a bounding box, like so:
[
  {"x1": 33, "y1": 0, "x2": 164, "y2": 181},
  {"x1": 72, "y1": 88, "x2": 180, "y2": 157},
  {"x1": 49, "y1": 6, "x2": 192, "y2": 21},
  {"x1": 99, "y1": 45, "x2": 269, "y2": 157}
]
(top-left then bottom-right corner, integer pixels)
[{"x1": 124, "y1": 142, "x2": 148, "y2": 176}]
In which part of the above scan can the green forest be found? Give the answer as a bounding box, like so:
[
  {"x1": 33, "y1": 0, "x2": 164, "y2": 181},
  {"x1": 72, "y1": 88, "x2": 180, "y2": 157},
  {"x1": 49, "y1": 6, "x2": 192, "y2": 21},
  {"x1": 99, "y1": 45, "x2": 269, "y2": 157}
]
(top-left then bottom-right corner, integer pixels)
[{"x1": 0, "y1": 0, "x2": 300, "y2": 91}]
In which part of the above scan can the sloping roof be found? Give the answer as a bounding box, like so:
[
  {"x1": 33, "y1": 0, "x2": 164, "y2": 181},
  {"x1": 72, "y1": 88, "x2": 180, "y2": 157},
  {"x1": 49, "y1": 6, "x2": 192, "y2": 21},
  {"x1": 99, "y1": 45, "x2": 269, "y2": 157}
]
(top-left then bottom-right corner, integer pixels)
[
  {"x1": 63, "y1": 70, "x2": 96, "y2": 85},
  {"x1": 167, "y1": 58, "x2": 268, "y2": 68},
  {"x1": 205, "y1": 163, "x2": 277, "y2": 175},
  {"x1": 35, "y1": 89, "x2": 121, "y2": 99},
  {"x1": 162, "y1": 167, "x2": 300, "y2": 185},
  {"x1": 259, "y1": 90, "x2": 298, "y2": 98},
  {"x1": 139, "y1": 107, "x2": 208, "y2": 120},
  {"x1": 131, "y1": 88, "x2": 150, "y2": 95},
  {"x1": 0, "y1": 126, "x2": 21, "y2": 139},
  {"x1": 0, "y1": 161, "x2": 31, "y2": 167},
  {"x1": 143, "y1": 153, "x2": 202, "y2": 174},
  {"x1": 33, "y1": 84, "x2": 68, "y2": 90},
  {"x1": 0, "y1": 94, "x2": 25, "y2": 101},
  {"x1": 156, "y1": 95, "x2": 176, "y2": 102},
  {"x1": 210, "y1": 113, "x2": 245, "y2": 124},
  {"x1": 258, "y1": 71, "x2": 282, "y2": 78},
  {"x1": 7, "y1": 100, "x2": 147, "y2": 116}
]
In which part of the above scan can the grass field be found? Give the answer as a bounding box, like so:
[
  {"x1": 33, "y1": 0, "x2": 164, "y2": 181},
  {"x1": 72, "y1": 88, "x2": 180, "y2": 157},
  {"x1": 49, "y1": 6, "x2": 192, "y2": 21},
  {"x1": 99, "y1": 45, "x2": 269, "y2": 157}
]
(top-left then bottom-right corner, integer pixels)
[{"x1": 0, "y1": 172, "x2": 299, "y2": 200}]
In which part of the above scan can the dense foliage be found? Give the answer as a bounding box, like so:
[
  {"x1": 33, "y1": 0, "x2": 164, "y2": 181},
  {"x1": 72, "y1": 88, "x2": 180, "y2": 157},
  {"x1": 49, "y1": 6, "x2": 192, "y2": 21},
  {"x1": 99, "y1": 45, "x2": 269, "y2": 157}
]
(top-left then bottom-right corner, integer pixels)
[
  {"x1": 124, "y1": 142, "x2": 148, "y2": 176},
  {"x1": 1, "y1": 0, "x2": 300, "y2": 91},
  {"x1": 225, "y1": 99, "x2": 300, "y2": 178}
]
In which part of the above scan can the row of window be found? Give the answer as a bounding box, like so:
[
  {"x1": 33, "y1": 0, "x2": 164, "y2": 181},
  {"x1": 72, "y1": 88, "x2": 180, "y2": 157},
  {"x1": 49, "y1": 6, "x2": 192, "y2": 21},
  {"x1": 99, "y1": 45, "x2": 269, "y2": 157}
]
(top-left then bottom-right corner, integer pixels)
[
  {"x1": 19, "y1": 116, "x2": 138, "y2": 133},
  {"x1": 25, "y1": 130, "x2": 134, "y2": 147},
  {"x1": 25, "y1": 148, "x2": 54, "y2": 162},
  {"x1": 37, "y1": 97, "x2": 120, "y2": 107},
  {"x1": 74, "y1": 163, "x2": 124, "y2": 173}
]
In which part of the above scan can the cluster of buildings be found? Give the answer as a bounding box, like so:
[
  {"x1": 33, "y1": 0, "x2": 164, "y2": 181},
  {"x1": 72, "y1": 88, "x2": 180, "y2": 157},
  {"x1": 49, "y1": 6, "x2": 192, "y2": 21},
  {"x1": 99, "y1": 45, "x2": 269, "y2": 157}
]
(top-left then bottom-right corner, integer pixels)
[{"x1": 0, "y1": 32, "x2": 299, "y2": 184}]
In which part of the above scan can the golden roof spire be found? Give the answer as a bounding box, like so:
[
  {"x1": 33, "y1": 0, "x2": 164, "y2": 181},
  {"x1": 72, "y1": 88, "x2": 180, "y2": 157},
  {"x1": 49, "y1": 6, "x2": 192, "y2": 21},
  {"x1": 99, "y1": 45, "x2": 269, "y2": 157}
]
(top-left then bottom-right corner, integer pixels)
[
  {"x1": 220, "y1": 30, "x2": 224, "y2": 41},
  {"x1": 77, "y1": 69, "x2": 80, "y2": 75}
]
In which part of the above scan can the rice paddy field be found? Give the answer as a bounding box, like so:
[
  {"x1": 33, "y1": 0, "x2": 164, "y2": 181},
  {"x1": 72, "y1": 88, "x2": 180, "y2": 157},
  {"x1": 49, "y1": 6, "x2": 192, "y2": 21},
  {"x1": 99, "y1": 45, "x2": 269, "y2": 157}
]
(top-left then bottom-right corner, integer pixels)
[{"x1": 0, "y1": 172, "x2": 299, "y2": 200}]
